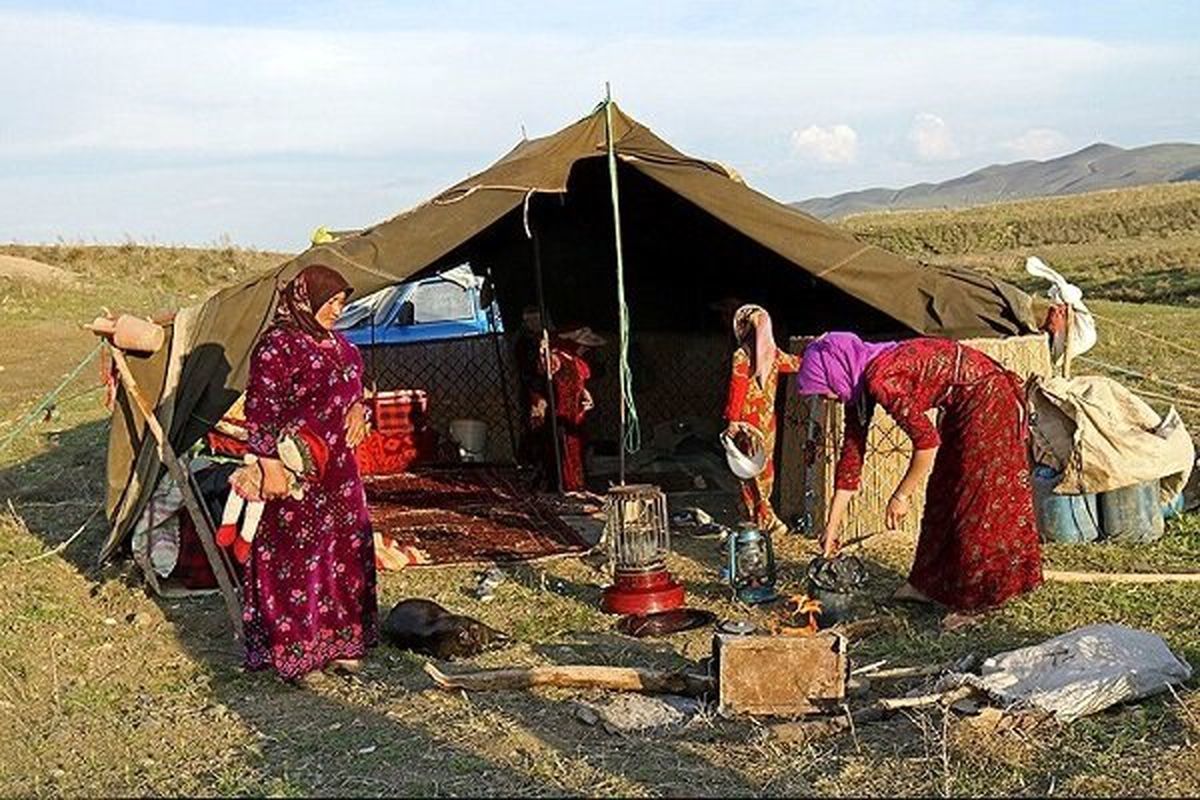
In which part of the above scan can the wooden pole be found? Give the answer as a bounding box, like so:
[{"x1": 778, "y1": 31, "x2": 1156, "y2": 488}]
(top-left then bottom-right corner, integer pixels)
[
  {"x1": 424, "y1": 662, "x2": 715, "y2": 697},
  {"x1": 110, "y1": 347, "x2": 244, "y2": 640}
]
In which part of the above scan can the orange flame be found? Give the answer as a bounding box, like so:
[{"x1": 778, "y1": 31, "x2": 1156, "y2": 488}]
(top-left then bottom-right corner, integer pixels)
[{"x1": 770, "y1": 593, "x2": 823, "y2": 637}]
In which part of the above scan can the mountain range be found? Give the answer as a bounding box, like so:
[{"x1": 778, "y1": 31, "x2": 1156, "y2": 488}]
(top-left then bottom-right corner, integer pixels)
[{"x1": 792, "y1": 142, "x2": 1200, "y2": 219}]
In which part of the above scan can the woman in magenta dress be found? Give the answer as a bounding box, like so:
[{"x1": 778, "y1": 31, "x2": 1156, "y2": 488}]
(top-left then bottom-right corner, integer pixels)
[
  {"x1": 796, "y1": 333, "x2": 1042, "y2": 615},
  {"x1": 240, "y1": 265, "x2": 377, "y2": 681}
]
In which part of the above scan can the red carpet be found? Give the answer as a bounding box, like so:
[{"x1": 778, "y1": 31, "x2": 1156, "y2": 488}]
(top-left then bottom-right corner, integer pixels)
[{"x1": 365, "y1": 466, "x2": 593, "y2": 569}]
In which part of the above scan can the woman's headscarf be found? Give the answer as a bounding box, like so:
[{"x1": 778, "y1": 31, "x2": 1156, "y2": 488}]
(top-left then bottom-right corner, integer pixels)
[
  {"x1": 273, "y1": 265, "x2": 352, "y2": 340},
  {"x1": 796, "y1": 332, "x2": 899, "y2": 405},
  {"x1": 733, "y1": 304, "x2": 777, "y2": 388}
]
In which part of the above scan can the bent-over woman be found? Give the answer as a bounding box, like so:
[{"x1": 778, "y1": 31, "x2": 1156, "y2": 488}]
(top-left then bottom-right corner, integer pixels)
[
  {"x1": 796, "y1": 333, "x2": 1042, "y2": 616},
  {"x1": 240, "y1": 264, "x2": 377, "y2": 681}
]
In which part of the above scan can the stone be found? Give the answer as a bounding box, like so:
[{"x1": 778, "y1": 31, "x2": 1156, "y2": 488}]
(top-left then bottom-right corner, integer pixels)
[{"x1": 576, "y1": 694, "x2": 700, "y2": 735}]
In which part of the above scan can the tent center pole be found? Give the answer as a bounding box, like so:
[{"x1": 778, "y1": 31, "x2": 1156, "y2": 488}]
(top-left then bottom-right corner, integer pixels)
[{"x1": 604, "y1": 82, "x2": 636, "y2": 486}]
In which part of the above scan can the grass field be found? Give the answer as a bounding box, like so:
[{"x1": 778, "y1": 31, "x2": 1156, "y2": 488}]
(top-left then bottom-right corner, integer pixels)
[{"x1": 2, "y1": 202, "x2": 1199, "y2": 797}]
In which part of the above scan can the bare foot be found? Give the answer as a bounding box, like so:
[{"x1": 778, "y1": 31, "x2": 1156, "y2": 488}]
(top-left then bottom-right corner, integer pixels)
[
  {"x1": 327, "y1": 658, "x2": 363, "y2": 675},
  {"x1": 891, "y1": 582, "x2": 933, "y2": 604},
  {"x1": 940, "y1": 612, "x2": 984, "y2": 633}
]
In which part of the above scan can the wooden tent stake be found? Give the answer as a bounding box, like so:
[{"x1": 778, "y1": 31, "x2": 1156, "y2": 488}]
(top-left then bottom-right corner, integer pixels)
[{"x1": 109, "y1": 347, "x2": 244, "y2": 640}]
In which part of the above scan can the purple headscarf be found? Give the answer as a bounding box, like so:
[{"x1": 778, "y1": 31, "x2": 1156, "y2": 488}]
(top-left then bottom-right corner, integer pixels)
[{"x1": 796, "y1": 332, "x2": 899, "y2": 405}]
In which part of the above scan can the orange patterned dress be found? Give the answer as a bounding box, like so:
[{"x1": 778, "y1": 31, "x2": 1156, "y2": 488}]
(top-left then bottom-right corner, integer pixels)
[
  {"x1": 835, "y1": 338, "x2": 1042, "y2": 611},
  {"x1": 725, "y1": 347, "x2": 801, "y2": 535}
]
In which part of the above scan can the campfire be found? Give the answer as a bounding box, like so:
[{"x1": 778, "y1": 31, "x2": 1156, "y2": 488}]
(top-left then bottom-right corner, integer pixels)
[{"x1": 770, "y1": 593, "x2": 824, "y2": 637}]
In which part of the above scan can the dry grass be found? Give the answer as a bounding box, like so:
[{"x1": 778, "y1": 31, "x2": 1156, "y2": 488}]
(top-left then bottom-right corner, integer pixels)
[
  {"x1": 842, "y1": 182, "x2": 1200, "y2": 305},
  {"x1": 0, "y1": 239, "x2": 1198, "y2": 796}
]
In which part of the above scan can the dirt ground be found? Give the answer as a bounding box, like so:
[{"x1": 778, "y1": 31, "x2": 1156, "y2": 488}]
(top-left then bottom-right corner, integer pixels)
[{"x1": 1, "y1": 244, "x2": 1198, "y2": 796}]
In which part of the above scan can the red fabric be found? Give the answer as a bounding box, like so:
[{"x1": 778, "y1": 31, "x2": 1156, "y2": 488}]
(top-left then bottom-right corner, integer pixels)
[
  {"x1": 207, "y1": 429, "x2": 250, "y2": 458},
  {"x1": 836, "y1": 338, "x2": 1042, "y2": 611},
  {"x1": 355, "y1": 428, "x2": 436, "y2": 476}
]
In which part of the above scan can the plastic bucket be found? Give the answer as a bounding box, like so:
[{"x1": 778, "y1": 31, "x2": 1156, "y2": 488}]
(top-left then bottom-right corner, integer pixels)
[
  {"x1": 449, "y1": 419, "x2": 488, "y2": 462},
  {"x1": 1099, "y1": 480, "x2": 1164, "y2": 543},
  {"x1": 1032, "y1": 465, "x2": 1101, "y2": 544}
]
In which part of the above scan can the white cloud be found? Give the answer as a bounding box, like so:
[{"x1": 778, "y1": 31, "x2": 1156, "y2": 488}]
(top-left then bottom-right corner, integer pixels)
[
  {"x1": 908, "y1": 113, "x2": 960, "y2": 162},
  {"x1": 790, "y1": 124, "x2": 859, "y2": 165},
  {"x1": 1005, "y1": 128, "x2": 1072, "y2": 160},
  {"x1": 0, "y1": 9, "x2": 1190, "y2": 246}
]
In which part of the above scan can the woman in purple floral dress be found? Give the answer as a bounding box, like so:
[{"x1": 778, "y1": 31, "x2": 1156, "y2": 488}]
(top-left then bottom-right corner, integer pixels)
[{"x1": 240, "y1": 265, "x2": 377, "y2": 681}]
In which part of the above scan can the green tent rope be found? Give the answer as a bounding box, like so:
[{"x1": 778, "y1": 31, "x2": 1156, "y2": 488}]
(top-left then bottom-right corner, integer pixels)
[
  {"x1": 605, "y1": 89, "x2": 641, "y2": 460},
  {"x1": 0, "y1": 342, "x2": 103, "y2": 456}
]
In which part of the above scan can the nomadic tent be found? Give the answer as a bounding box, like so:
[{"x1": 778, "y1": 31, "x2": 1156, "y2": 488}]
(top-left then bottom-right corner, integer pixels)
[{"x1": 101, "y1": 102, "x2": 1038, "y2": 564}]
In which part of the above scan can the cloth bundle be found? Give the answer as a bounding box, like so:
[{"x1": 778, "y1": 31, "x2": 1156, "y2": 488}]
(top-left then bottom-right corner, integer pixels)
[{"x1": 216, "y1": 427, "x2": 329, "y2": 562}]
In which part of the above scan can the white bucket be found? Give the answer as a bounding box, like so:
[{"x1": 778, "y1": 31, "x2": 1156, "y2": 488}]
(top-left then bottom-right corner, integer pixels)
[{"x1": 449, "y1": 419, "x2": 488, "y2": 462}]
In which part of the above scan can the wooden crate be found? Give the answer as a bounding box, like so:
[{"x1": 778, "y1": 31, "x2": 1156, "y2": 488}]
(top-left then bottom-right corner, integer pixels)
[{"x1": 715, "y1": 632, "x2": 847, "y2": 717}]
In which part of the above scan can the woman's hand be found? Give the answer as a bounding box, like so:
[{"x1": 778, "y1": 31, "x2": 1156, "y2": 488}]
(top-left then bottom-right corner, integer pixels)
[
  {"x1": 530, "y1": 397, "x2": 548, "y2": 425},
  {"x1": 345, "y1": 401, "x2": 369, "y2": 448},
  {"x1": 259, "y1": 458, "x2": 292, "y2": 500},
  {"x1": 885, "y1": 491, "x2": 911, "y2": 530},
  {"x1": 820, "y1": 525, "x2": 842, "y2": 558}
]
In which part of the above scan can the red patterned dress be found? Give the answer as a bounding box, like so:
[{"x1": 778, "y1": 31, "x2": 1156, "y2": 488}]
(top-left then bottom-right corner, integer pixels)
[
  {"x1": 725, "y1": 347, "x2": 801, "y2": 535},
  {"x1": 242, "y1": 327, "x2": 378, "y2": 680},
  {"x1": 532, "y1": 348, "x2": 592, "y2": 492},
  {"x1": 835, "y1": 338, "x2": 1042, "y2": 611}
]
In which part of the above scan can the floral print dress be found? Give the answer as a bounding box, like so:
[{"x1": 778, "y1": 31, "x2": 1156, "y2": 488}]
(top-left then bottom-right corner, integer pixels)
[
  {"x1": 835, "y1": 338, "x2": 1042, "y2": 611},
  {"x1": 725, "y1": 347, "x2": 801, "y2": 535},
  {"x1": 241, "y1": 326, "x2": 378, "y2": 680}
]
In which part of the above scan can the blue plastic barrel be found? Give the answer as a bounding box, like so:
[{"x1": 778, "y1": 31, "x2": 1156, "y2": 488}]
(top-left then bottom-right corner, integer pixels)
[
  {"x1": 1031, "y1": 466, "x2": 1101, "y2": 544},
  {"x1": 1162, "y1": 492, "x2": 1185, "y2": 521},
  {"x1": 1099, "y1": 481, "x2": 1165, "y2": 543}
]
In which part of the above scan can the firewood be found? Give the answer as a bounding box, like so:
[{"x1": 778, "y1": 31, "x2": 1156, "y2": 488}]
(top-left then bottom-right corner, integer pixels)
[{"x1": 423, "y1": 663, "x2": 715, "y2": 697}]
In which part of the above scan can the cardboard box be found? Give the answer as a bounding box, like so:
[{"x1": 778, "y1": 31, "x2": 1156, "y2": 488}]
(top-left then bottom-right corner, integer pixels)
[{"x1": 715, "y1": 632, "x2": 847, "y2": 717}]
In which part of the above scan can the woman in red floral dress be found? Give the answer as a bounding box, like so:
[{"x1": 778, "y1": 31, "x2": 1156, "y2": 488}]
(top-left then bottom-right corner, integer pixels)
[
  {"x1": 725, "y1": 305, "x2": 801, "y2": 537},
  {"x1": 240, "y1": 265, "x2": 377, "y2": 681},
  {"x1": 797, "y1": 333, "x2": 1042, "y2": 614}
]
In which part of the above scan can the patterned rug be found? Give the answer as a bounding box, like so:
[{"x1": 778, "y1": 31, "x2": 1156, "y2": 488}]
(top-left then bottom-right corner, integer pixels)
[{"x1": 365, "y1": 466, "x2": 594, "y2": 569}]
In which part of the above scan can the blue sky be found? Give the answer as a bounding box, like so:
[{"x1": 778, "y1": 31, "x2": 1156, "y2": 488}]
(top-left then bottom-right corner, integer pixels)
[{"x1": 1, "y1": 1, "x2": 1197, "y2": 250}]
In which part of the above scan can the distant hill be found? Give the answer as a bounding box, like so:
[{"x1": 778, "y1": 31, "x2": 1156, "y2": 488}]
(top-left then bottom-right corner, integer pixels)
[{"x1": 794, "y1": 142, "x2": 1200, "y2": 219}]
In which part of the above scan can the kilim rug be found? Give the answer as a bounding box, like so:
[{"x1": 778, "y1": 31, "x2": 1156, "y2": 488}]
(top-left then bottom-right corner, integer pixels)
[{"x1": 365, "y1": 466, "x2": 594, "y2": 569}]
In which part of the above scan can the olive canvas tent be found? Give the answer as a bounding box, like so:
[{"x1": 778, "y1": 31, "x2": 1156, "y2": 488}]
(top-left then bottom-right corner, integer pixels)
[{"x1": 101, "y1": 102, "x2": 1037, "y2": 564}]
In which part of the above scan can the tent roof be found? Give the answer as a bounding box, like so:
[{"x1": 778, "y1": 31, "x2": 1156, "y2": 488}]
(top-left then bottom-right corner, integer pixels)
[{"x1": 100, "y1": 102, "x2": 1037, "y2": 563}]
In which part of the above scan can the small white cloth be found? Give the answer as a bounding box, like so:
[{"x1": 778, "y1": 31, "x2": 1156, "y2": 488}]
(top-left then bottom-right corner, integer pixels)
[
  {"x1": 952, "y1": 624, "x2": 1192, "y2": 722},
  {"x1": 1026, "y1": 256, "x2": 1097, "y2": 362}
]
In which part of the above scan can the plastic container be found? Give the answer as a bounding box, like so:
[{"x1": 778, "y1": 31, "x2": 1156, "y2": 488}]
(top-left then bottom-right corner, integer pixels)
[
  {"x1": 1031, "y1": 465, "x2": 1101, "y2": 544},
  {"x1": 1162, "y1": 492, "x2": 1185, "y2": 521},
  {"x1": 449, "y1": 419, "x2": 488, "y2": 462},
  {"x1": 1099, "y1": 481, "x2": 1165, "y2": 543}
]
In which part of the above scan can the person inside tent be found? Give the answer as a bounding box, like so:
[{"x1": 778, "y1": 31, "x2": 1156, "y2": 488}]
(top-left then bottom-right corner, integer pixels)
[
  {"x1": 236, "y1": 264, "x2": 378, "y2": 682},
  {"x1": 796, "y1": 332, "x2": 1042, "y2": 624},
  {"x1": 531, "y1": 326, "x2": 605, "y2": 492},
  {"x1": 724, "y1": 304, "x2": 800, "y2": 538}
]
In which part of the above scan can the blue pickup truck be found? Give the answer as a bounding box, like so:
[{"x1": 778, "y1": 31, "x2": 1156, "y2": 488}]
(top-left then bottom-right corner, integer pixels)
[{"x1": 335, "y1": 264, "x2": 503, "y2": 346}]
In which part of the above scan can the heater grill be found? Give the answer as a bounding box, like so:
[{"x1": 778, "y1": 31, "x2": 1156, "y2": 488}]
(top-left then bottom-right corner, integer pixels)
[{"x1": 605, "y1": 484, "x2": 671, "y2": 574}]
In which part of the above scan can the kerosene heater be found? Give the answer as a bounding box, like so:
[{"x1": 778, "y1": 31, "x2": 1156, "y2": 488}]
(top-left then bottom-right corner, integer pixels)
[
  {"x1": 726, "y1": 523, "x2": 778, "y2": 605},
  {"x1": 601, "y1": 484, "x2": 685, "y2": 615}
]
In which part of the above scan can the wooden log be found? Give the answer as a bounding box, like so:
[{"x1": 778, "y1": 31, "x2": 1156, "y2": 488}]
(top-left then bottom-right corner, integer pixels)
[
  {"x1": 423, "y1": 662, "x2": 715, "y2": 697},
  {"x1": 110, "y1": 348, "x2": 244, "y2": 640},
  {"x1": 1044, "y1": 569, "x2": 1200, "y2": 584}
]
